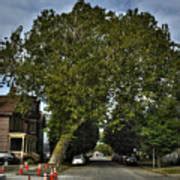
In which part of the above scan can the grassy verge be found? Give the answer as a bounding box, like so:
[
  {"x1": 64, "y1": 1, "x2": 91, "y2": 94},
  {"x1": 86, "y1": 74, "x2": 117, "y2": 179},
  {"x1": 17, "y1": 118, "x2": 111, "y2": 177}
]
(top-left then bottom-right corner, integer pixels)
[
  {"x1": 150, "y1": 167, "x2": 180, "y2": 175},
  {"x1": 140, "y1": 164, "x2": 180, "y2": 175}
]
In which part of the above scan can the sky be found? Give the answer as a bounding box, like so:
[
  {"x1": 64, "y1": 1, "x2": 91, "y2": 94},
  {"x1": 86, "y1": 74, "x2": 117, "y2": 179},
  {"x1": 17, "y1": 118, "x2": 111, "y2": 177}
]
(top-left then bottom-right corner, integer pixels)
[
  {"x1": 0, "y1": 0, "x2": 180, "y2": 95},
  {"x1": 0, "y1": 0, "x2": 180, "y2": 43}
]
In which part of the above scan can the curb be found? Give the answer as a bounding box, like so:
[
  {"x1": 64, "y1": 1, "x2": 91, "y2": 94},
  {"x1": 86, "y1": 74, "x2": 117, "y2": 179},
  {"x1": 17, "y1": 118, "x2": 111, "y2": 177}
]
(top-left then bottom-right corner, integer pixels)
[{"x1": 140, "y1": 166, "x2": 180, "y2": 177}]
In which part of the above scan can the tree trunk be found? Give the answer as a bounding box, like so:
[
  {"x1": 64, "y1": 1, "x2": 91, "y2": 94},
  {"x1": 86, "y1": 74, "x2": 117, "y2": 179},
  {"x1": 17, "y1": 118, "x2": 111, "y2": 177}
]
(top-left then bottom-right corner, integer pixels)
[
  {"x1": 157, "y1": 155, "x2": 161, "y2": 168},
  {"x1": 49, "y1": 120, "x2": 85, "y2": 166},
  {"x1": 152, "y1": 147, "x2": 156, "y2": 168},
  {"x1": 49, "y1": 134, "x2": 71, "y2": 165}
]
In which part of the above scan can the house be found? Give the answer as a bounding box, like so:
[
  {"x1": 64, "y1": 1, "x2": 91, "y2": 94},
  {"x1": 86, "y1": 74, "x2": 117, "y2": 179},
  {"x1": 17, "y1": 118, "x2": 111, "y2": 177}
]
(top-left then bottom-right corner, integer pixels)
[
  {"x1": 93, "y1": 151, "x2": 104, "y2": 158},
  {"x1": 0, "y1": 95, "x2": 45, "y2": 162}
]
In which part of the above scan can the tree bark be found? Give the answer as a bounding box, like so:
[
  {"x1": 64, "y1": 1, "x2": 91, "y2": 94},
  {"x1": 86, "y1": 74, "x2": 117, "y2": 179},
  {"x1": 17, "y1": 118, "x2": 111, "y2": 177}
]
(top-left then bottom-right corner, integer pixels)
[
  {"x1": 152, "y1": 147, "x2": 156, "y2": 168},
  {"x1": 49, "y1": 134, "x2": 71, "y2": 165},
  {"x1": 49, "y1": 120, "x2": 85, "y2": 166},
  {"x1": 157, "y1": 155, "x2": 161, "y2": 168}
]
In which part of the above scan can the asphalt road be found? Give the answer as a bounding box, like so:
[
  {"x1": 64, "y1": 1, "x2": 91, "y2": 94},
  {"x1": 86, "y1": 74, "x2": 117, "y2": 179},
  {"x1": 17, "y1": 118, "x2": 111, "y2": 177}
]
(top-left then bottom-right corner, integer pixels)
[
  {"x1": 6, "y1": 159, "x2": 180, "y2": 180},
  {"x1": 59, "y1": 160, "x2": 179, "y2": 180}
]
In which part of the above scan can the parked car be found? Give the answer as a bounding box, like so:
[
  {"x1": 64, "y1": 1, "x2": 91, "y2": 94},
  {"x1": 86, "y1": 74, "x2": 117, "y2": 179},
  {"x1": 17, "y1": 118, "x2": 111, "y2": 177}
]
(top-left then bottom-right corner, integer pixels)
[
  {"x1": 125, "y1": 156, "x2": 138, "y2": 166},
  {"x1": 72, "y1": 154, "x2": 86, "y2": 165},
  {"x1": 112, "y1": 153, "x2": 124, "y2": 163},
  {"x1": 0, "y1": 152, "x2": 20, "y2": 165}
]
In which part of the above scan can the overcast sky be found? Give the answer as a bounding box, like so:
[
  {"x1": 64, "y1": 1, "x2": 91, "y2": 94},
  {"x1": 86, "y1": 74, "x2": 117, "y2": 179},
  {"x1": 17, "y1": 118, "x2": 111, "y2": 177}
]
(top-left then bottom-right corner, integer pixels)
[{"x1": 0, "y1": 0, "x2": 180, "y2": 43}]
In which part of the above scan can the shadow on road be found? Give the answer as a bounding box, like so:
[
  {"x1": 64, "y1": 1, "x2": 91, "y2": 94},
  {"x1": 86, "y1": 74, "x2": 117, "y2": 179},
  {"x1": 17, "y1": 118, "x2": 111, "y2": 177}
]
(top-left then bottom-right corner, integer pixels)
[{"x1": 88, "y1": 159, "x2": 121, "y2": 167}]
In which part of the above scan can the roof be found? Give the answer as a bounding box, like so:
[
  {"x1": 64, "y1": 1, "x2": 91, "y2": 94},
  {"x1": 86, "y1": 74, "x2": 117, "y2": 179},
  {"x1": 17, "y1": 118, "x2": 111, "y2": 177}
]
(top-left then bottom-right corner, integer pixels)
[
  {"x1": 0, "y1": 96, "x2": 19, "y2": 115},
  {"x1": 0, "y1": 95, "x2": 40, "y2": 116}
]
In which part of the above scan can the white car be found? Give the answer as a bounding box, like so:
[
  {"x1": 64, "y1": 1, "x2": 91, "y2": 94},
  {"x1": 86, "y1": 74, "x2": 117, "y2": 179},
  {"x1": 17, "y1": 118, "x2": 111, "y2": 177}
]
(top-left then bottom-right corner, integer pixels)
[{"x1": 72, "y1": 154, "x2": 86, "y2": 165}]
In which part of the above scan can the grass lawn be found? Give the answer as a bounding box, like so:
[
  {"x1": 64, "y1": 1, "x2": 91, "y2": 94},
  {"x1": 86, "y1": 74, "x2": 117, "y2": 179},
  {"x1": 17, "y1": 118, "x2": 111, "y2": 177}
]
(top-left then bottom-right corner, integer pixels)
[{"x1": 152, "y1": 166, "x2": 180, "y2": 174}]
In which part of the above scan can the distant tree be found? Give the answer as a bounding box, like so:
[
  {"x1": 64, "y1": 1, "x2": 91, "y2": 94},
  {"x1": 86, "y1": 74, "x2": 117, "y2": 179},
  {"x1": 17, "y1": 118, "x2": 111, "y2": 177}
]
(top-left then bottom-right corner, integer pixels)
[
  {"x1": 104, "y1": 121, "x2": 139, "y2": 155},
  {"x1": 95, "y1": 143, "x2": 112, "y2": 156},
  {"x1": 140, "y1": 96, "x2": 180, "y2": 167},
  {"x1": 65, "y1": 120, "x2": 99, "y2": 162},
  {"x1": 48, "y1": 119, "x2": 99, "y2": 162}
]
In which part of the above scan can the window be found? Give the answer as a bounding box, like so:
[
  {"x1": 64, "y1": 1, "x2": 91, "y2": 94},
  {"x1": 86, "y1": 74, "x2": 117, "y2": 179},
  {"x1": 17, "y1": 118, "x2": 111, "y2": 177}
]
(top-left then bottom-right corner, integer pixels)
[
  {"x1": 9, "y1": 115, "x2": 23, "y2": 132},
  {"x1": 10, "y1": 138, "x2": 22, "y2": 151}
]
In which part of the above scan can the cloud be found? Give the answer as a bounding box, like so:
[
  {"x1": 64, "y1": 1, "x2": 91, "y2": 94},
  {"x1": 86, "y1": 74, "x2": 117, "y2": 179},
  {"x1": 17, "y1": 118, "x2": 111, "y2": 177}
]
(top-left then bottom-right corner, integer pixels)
[
  {"x1": 132, "y1": 0, "x2": 180, "y2": 42},
  {"x1": 87, "y1": 0, "x2": 132, "y2": 12},
  {"x1": 0, "y1": 0, "x2": 76, "y2": 40},
  {"x1": 0, "y1": 0, "x2": 179, "y2": 43},
  {"x1": 87, "y1": 0, "x2": 180, "y2": 42}
]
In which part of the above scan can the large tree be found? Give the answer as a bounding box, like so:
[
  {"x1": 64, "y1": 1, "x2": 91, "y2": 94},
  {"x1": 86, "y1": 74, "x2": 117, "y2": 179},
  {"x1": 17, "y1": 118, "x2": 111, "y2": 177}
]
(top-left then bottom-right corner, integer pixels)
[
  {"x1": 0, "y1": 0, "x2": 179, "y2": 165},
  {"x1": 1, "y1": 1, "x2": 112, "y2": 164},
  {"x1": 103, "y1": 9, "x2": 179, "y2": 164}
]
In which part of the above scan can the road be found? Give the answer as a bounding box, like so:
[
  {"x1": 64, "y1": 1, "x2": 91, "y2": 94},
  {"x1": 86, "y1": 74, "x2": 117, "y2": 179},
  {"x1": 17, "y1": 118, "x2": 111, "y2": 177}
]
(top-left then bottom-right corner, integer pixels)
[
  {"x1": 60, "y1": 159, "x2": 179, "y2": 180},
  {"x1": 6, "y1": 159, "x2": 180, "y2": 180}
]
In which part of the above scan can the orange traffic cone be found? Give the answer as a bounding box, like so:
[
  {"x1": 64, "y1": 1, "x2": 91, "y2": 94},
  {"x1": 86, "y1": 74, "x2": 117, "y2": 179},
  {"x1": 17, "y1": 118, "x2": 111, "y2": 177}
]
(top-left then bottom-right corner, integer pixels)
[
  {"x1": 49, "y1": 169, "x2": 54, "y2": 180},
  {"x1": 36, "y1": 164, "x2": 42, "y2": 176},
  {"x1": 24, "y1": 161, "x2": 29, "y2": 171},
  {"x1": 43, "y1": 172, "x2": 48, "y2": 180},
  {"x1": 0, "y1": 166, "x2": 5, "y2": 174},
  {"x1": 44, "y1": 163, "x2": 49, "y2": 171},
  {"x1": 18, "y1": 164, "x2": 23, "y2": 175},
  {"x1": 2, "y1": 166, "x2": 5, "y2": 173},
  {"x1": 53, "y1": 167, "x2": 58, "y2": 180}
]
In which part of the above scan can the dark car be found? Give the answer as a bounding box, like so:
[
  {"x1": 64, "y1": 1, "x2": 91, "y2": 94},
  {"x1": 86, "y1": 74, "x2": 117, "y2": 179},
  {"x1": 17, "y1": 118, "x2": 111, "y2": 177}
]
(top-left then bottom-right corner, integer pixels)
[
  {"x1": 0, "y1": 153, "x2": 20, "y2": 165},
  {"x1": 125, "y1": 156, "x2": 138, "y2": 166}
]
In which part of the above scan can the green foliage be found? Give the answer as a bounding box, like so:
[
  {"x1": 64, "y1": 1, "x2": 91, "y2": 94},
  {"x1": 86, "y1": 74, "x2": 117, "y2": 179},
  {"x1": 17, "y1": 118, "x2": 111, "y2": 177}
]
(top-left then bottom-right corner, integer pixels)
[
  {"x1": 0, "y1": 26, "x2": 23, "y2": 87},
  {"x1": 0, "y1": 1, "x2": 179, "y2": 162},
  {"x1": 104, "y1": 121, "x2": 139, "y2": 155},
  {"x1": 140, "y1": 96, "x2": 180, "y2": 156},
  {"x1": 103, "y1": 9, "x2": 179, "y2": 157},
  {"x1": 65, "y1": 120, "x2": 99, "y2": 161},
  {"x1": 95, "y1": 143, "x2": 112, "y2": 156},
  {"x1": 48, "y1": 118, "x2": 99, "y2": 161}
]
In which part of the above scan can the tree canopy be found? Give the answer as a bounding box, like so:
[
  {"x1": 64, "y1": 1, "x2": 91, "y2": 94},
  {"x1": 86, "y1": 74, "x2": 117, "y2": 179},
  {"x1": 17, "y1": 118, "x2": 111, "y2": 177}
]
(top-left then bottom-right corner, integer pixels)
[{"x1": 0, "y1": 0, "x2": 179, "y2": 164}]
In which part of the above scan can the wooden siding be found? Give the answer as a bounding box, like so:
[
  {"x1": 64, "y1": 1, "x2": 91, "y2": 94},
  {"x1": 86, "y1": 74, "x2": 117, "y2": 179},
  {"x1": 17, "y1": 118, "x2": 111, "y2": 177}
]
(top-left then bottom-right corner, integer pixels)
[{"x1": 0, "y1": 116, "x2": 9, "y2": 152}]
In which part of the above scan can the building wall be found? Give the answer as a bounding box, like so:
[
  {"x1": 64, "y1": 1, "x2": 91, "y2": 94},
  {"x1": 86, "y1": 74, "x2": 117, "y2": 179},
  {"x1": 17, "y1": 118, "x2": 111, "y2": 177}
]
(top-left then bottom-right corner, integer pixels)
[
  {"x1": 37, "y1": 115, "x2": 45, "y2": 160},
  {"x1": 0, "y1": 116, "x2": 10, "y2": 152}
]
